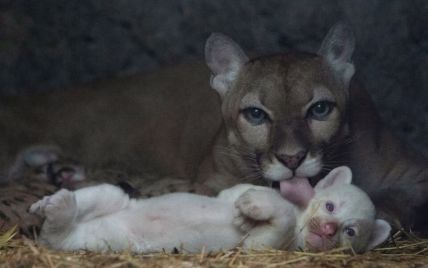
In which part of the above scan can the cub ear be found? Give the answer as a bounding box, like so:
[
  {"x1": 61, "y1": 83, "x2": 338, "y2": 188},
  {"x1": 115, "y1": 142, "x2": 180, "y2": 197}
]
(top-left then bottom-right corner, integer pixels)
[
  {"x1": 318, "y1": 22, "x2": 355, "y2": 89},
  {"x1": 205, "y1": 33, "x2": 249, "y2": 97},
  {"x1": 315, "y1": 166, "x2": 352, "y2": 190},
  {"x1": 366, "y1": 219, "x2": 391, "y2": 251}
]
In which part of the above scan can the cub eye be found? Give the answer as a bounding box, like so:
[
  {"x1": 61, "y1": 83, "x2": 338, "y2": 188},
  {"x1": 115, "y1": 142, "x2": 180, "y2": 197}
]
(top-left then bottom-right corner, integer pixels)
[
  {"x1": 308, "y1": 101, "x2": 335, "y2": 120},
  {"x1": 344, "y1": 227, "x2": 356, "y2": 237},
  {"x1": 242, "y1": 107, "x2": 270, "y2": 125},
  {"x1": 325, "y1": 201, "x2": 335, "y2": 212}
]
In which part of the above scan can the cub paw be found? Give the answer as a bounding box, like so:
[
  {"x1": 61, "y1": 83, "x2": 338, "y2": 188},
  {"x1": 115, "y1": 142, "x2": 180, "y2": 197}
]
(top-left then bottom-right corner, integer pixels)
[
  {"x1": 29, "y1": 189, "x2": 77, "y2": 226},
  {"x1": 232, "y1": 208, "x2": 256, "y2": 232},
  {"x1": 29, "y1": 195, "x2": 52, "y2": 217},
  {"x1": 235, "y1": 189, "x2": 275, "y2": 221}
]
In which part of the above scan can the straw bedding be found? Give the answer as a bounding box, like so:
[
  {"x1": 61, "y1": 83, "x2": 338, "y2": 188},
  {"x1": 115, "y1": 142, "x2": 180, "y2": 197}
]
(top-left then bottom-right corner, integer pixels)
[{"x1": 1, "y1": 227, "x2": 427, "y2": 267}]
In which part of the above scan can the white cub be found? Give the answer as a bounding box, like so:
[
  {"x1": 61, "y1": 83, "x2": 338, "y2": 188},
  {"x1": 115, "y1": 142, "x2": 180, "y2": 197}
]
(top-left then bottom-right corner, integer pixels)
[
  {"x1": 30, "y1": 167, "x2": 390, "y2": 253},
  {"x1": 236, "y1": 167, "x2": 392, "y2": 252},
  {"x1": 30, "y1": 183, "x2": 256, "y2": 253},
  {"x1": 300, "y1": 168, "x2": 393, "y2": 252}
]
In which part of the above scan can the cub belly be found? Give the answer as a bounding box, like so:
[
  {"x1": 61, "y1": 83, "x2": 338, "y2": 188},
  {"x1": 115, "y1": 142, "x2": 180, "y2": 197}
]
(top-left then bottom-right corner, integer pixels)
[
  {"x1": 127, "y1": 194, "x2": 242, "y2": 252},
  {"x1": 67, "y1": 193, "x2": 242, "y2": 253}
]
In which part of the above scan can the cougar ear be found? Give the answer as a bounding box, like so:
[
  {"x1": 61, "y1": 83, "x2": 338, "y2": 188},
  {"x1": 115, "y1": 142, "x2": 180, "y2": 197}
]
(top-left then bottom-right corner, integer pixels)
[
  {"x1": 318, "y1": 22, "x2": 355, "y2": 90},
  {"x1": 205, "y1": 33, "x2": 249, "y2": 97}
]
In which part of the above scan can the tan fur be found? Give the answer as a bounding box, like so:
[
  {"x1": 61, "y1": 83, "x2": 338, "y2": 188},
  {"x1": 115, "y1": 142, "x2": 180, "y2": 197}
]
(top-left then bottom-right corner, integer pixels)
[
  {"x1": 199, "y1": 54, "x2": 349, "y2": 190},
  {"x1": 0, "y1": 63, "x2": 222, "y2": 182},
  {"x1": 347, "y1": 83, "x2": 428, "y2": 229}
]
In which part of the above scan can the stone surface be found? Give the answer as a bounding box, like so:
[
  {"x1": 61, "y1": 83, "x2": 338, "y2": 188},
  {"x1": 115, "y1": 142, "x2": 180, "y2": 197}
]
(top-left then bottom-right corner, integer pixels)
[{"x1": 0, "y1": 0, "x2": 426, "y2": 153}]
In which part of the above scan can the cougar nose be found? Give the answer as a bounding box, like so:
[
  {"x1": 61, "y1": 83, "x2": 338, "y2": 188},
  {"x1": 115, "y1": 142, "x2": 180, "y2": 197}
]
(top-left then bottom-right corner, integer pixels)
[
  {"x1": 321, "y1": 222, "x2": 338, "y2": 237},
  {"x1": 276, "y1": 150, "x2": 307, "y2": 169}
]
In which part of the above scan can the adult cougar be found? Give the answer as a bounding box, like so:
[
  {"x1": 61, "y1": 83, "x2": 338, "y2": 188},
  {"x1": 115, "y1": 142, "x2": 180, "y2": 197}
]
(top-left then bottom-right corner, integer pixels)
[{"x1": 198, "y1": 23, "x2": 428, "y2": 234}]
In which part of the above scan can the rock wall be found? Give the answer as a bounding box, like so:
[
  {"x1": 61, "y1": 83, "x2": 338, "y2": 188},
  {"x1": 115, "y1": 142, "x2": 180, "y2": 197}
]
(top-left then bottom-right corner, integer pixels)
[{"x1": 0, "y1": 0, "x2": 427, "y2": 153}]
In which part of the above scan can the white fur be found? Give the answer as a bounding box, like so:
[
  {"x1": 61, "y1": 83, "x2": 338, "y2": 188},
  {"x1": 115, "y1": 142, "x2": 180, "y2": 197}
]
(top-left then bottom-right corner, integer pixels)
[
  {"x1": 31, "y1": 167, "x2": 390, "y2": 253},
  {"x1": 31, "y1": 183, "x2": 288, "y2": 253},
  {"x1": 295, "y1": 154, "x2": 323, "y2": 178},
  {"x1": 296, "y1": 167, "x2": 391, "y2": 252},
  {"x1": 264, "y1": 158, "x2": 293, "y2": 181},
  {"x1": 264, "y1": 153, "x2": 322, "y2": 181}
]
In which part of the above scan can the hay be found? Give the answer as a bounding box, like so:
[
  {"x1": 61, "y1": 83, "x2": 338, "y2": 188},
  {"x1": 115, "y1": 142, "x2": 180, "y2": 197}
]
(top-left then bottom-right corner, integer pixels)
[
  {"x1": 1, "y1": 228, "x2": 428, "y2": 267},
  {"x1": 0, "y1": 226, "x2": 16, "y2": 249}
]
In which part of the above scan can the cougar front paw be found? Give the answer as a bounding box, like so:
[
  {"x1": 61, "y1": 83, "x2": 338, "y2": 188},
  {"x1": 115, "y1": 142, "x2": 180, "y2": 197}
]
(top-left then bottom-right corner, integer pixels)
[
  {"x1": 40, "y1": 160, "x2": 86, "y2": 189},
  {"x1": 30, "y1": 189, "x2": 77, "y2": 226},
  {"x1": 7, "y1": 145, "x2": 60, "y2": 181},
  {"x1": 8, "y1": 145, "x2": 86, "y2": 188}
]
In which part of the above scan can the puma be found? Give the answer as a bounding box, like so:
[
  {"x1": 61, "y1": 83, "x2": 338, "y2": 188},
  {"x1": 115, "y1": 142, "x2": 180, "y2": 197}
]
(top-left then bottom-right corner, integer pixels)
[
  {"x1": 1, "y1": 23, "x2": 427, "y2": 235},
  {"x1": 198, "y1": 24, "x2": 428, "y2": 234}
]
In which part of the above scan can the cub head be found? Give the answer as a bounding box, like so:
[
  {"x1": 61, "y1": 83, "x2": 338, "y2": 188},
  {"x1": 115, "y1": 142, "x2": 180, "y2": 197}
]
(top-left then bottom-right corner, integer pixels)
[
  {"x1": 296, "y1": 166, "x2": 391, "y2": 253},
  {"x1": 205, "y1": 23, "x2": 355, "y2": 184}
]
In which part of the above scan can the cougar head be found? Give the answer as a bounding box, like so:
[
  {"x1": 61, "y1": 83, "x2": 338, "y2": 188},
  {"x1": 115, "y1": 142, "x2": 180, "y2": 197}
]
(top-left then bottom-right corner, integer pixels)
[{"x1": 205, "y1": 23, "x2": 355, "y2": 185}]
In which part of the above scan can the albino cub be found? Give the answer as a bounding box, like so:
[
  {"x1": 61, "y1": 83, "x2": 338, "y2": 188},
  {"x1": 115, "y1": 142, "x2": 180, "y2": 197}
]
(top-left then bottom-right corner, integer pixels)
[{"x1": 30, "y1": 167, "x2": 390, "y2": 253}]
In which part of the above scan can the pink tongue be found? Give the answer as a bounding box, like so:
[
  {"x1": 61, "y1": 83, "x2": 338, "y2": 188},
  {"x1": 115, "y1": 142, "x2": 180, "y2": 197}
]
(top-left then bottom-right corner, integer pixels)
[{"x1": 280, "y1": 177, "x2": 315, "y2": 208}]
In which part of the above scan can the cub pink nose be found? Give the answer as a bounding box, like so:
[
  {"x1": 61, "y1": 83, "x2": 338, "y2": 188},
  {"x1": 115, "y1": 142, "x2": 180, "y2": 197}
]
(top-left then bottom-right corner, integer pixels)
[{"x1": 321, "y1": 222, "x2": 337, "y2": 236}]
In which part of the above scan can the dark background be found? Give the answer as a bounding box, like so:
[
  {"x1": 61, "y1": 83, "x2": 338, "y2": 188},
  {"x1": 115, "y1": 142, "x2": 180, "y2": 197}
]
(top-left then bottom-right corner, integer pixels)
[{"x1": 0, "y1": 0, "x2": 427, "y2": 154}]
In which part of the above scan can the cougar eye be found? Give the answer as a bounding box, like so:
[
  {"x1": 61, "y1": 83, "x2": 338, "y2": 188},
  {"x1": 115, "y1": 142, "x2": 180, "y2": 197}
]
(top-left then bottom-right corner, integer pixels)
[
  {"x1": 344, "y1": 227, "x2": 356, "y2": 237},
  {"x1": 308, "y1": 101, "x2": 335, "y2": 120},
  {"x1": 242, "y1": 107, "x2": 270, "y2": 125},
  {"x1": 325, "y1": 201, "x2": 335, "y2": 212}
]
